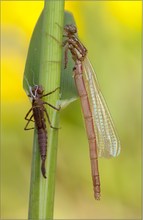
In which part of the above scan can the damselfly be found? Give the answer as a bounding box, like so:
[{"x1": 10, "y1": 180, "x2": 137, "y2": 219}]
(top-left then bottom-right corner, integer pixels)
[
  {"x1": 63, "y1": 24, "x2": 120, "y2": 200},
  {"x1": 24, "y1": 85, "x2": 60, "y2": 178}
]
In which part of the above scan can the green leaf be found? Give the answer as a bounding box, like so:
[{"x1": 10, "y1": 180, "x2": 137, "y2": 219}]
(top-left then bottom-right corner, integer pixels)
[{"x1": 23, "y1": 11, "x2": 78, "y2": 104}]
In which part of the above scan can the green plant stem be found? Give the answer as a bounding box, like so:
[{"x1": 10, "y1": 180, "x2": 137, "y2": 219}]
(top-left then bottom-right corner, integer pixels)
[
  {"x1": 39, "y1": 1, "x2": 64, "y2": 219},
  {"x1": 28, "y1": 1, "x2": 64, "y2": 220}
]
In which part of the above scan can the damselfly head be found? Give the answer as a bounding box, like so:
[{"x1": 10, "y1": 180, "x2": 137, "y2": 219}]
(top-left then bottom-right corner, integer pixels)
[{"x1": 64, "y1": 24, "x2": 77, "y2": 35}]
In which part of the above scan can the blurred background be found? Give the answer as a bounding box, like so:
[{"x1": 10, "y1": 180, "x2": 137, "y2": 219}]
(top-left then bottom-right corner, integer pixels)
[{"x1": 1, "y1": 1, "x2": 141, "y2": 219}]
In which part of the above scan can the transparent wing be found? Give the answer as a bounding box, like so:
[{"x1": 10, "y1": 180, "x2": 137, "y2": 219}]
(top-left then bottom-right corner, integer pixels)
[{"x1": 83, "y1": 57, "x2": 121, "y2": 158}]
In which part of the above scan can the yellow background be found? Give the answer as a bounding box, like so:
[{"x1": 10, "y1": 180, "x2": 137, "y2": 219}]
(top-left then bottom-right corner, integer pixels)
[{"x1": 1, "y1": 1, "x2": 141, "y2": 219}]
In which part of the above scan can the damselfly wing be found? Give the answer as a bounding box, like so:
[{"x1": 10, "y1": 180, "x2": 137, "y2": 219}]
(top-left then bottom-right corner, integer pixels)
[{"x1": 83, "y1": 57, "x2": 121, "y2": 158}]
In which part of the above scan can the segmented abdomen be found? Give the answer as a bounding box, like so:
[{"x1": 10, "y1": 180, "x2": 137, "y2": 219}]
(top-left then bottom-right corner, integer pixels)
[
  {"x1": 33, "y1": 105, "x2": 47, "y2": 178},
  {"x1": 37, "y1": 128, "x2": 47, "y2": 178},
  {"x1": 37, "y1": 127, "x2": 47, "y2": 158},
  {"x1": 74, "y1": 60, "x2": 100, "y2": 200}
]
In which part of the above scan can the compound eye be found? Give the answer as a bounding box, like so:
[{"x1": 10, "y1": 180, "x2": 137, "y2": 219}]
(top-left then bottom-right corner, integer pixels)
[
  {"x1": 70, "y1": 25, "x2": 77, "y2": 33},
  {"x1": 64, "y1": 24, "x2": 77, "y2": 34},
  {"x1": 64, "y1": 25, "x2": 69, "y2": 32}
]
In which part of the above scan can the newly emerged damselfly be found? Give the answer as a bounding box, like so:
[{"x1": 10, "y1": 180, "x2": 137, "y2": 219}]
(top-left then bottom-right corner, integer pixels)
[
  {"x1": 63, "y1": 24, "x2": 120, "y2": 200},
  {"x1": 24, "y1": 84, "x2": 60, "y2": 178}
]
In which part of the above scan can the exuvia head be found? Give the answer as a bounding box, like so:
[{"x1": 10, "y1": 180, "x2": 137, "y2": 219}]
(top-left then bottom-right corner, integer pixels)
[
  {"x1": 30, "y1": 85, "x2": 44, "y2": 99},
  {"x1": 64, "y1": 24, "x2": 77, "y2": 35}
]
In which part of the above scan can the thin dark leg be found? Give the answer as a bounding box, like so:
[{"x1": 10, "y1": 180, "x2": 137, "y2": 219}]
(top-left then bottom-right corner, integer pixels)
[
  {"x1": 43, "y1": 102, "x2": 60, "y2": 111},
  {"x1": 55, "y1": 22, "x2": 62, "y2": 30},
  {"x1": 42, "y1": 87, "x2": 60, "y2": 97},
  {"x1": 44, "y1": 109, "x2": 59, "y2": 129},
  {"x1": 48, "y1": 34, "x2": 61, "y2": 45},
  {"x1": 25, "y1": 108, "x2": 34, "y2": 122},
  {"x1": 25, "y1": 108, "x2": 32, "y2": 119},
  {"x1": 24, "y1": 114, "x2": 34, "y2": 130}
]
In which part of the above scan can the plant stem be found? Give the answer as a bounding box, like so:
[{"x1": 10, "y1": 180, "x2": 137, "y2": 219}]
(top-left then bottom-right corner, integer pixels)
[{"x1": 39, "y1": 1, "x2": 64, "y2": 219}]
